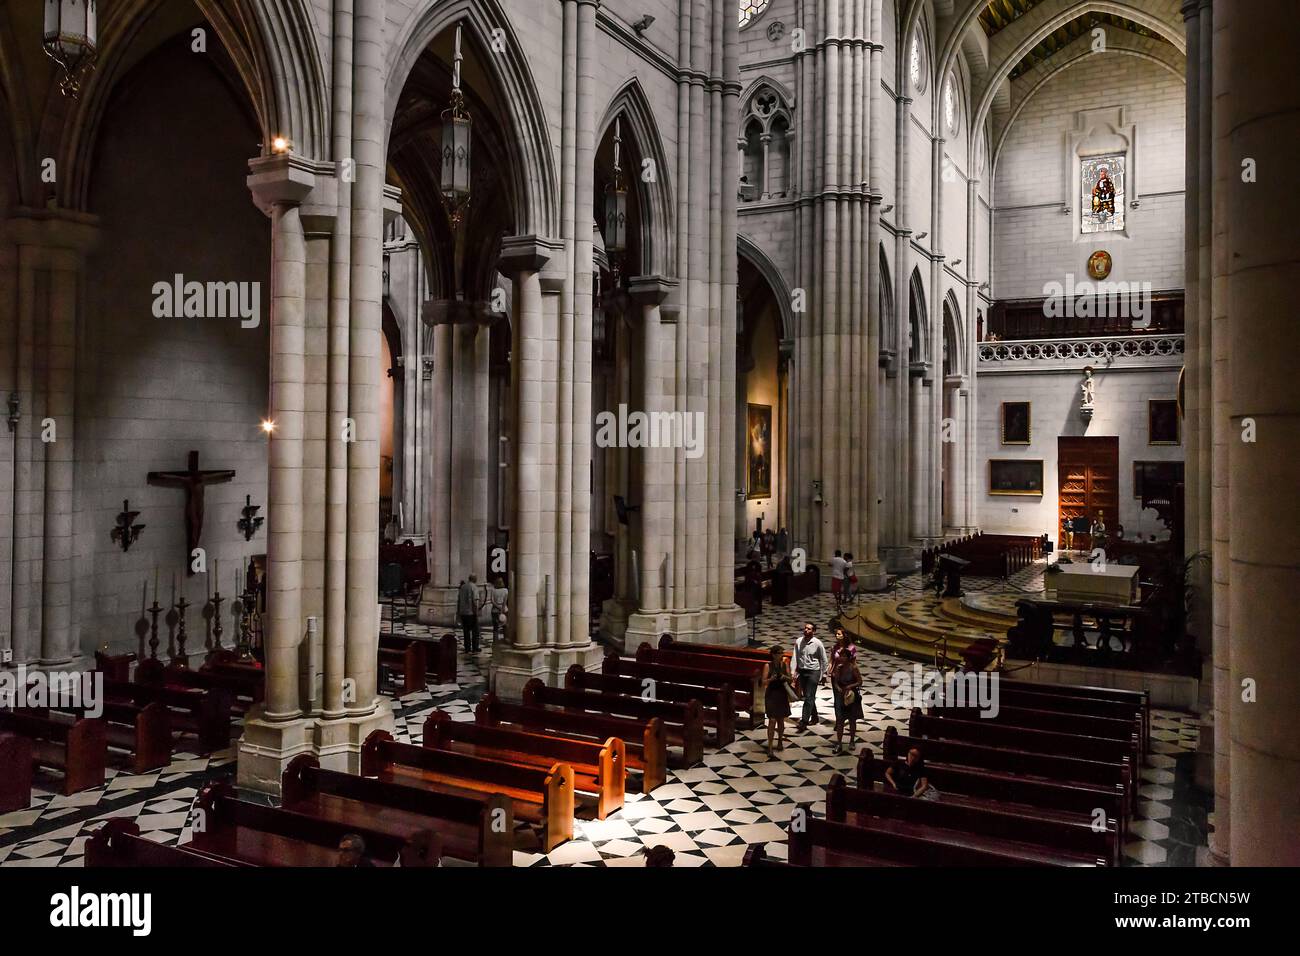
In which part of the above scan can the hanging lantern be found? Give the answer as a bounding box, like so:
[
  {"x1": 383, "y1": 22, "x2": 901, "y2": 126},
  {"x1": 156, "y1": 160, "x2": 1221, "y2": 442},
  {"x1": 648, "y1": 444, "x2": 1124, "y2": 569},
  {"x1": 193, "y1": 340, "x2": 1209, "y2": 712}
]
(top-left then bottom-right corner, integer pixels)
[
  {"x1": 603, "y1": 118, "x2": 629, "y2": 268},
  {"x1": 440, "y1": 25, "x2": 472, "y2": 226},
  {"x1": 43, "y1": 0, "x2": 97, "y2": 97}
]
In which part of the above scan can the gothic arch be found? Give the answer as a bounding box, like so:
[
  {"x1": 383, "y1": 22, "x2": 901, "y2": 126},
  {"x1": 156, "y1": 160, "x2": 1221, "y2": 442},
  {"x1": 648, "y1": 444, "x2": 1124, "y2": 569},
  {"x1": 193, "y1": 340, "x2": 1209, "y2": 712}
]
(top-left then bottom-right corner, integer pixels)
[
  {"x1": 385, "y1": 0, "x2": 559, "y2": 239},
  {"x1": 908, "y1": 267, "x2": 929, "y2": 367},
  {"x1": 942, "y1": 289, "x2": 964, "y2": 378},
  {"x1": 50, "y1": 0, "x2": 329, "y2": 211},
  {"x1": 739, "y1": 74, "x2": 796, "y2": 113},
  {"x1": 598, "y1": 78, "x2": 677, "y2": 278},
  {"x1": 879, "y1": 245, "x2": 896, "y2": 362},
  {"x1": 737, "y1": 234, "x2": 793, "y2": 342}
]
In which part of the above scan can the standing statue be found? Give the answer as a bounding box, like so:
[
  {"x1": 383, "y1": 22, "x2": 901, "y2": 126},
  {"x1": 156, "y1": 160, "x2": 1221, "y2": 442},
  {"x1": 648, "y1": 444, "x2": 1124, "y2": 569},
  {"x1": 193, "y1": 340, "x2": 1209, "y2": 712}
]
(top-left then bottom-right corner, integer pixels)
[{"x1": 1081, "y1": 367, "x2": 1096, "y2": 407}]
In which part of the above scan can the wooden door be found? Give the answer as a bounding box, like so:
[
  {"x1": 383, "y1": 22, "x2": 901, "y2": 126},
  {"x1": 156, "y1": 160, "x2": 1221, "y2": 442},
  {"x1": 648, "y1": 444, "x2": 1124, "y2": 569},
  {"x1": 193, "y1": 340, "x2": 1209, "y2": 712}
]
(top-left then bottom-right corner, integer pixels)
[{"x1": 1058, "y1": 437, "x2": 1119, "y2": 545}]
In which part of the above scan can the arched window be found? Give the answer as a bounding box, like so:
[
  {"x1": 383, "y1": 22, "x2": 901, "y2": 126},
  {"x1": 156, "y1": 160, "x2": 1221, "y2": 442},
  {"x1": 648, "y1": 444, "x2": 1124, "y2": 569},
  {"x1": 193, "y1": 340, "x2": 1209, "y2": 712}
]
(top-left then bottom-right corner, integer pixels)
[
  {"x1": 739, "y1": 1, "x2": 770, "y2": 29},
  {"x1": 739, "y1": 83, "x2": 795, "y2": 202},
  {"x1": 943, "y1": 73, "x2": 960, "y2": 135},
  {"x1": 909, "y1": 30, "x2": 927, "y2": 93}
]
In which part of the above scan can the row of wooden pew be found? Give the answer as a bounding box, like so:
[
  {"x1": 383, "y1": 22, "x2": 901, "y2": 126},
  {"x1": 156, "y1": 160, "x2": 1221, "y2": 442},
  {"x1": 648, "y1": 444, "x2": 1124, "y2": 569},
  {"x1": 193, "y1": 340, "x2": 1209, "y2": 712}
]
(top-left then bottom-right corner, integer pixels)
[{"x1": 748, "y1": 678, "x2": 1149, "y2": 866}]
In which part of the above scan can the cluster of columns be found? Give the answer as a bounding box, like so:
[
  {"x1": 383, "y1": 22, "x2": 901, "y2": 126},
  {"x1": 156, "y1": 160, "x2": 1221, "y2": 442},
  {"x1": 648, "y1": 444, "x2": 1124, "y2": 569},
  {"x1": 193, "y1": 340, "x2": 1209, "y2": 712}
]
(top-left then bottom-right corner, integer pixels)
[
  {"x1": 618, "y1": 0, "x2": 745, "y2": 649},
  {"x1": 0, "y1": 209, "x2": 97, "y2": 667},
  {"x1": 235, "y1": 0, "x2": 393, "y2": 793},
  {"x1": 1183, "y1": 0, "x2": 1300, "y2": 866},
  {"x1": 787, "y1": 0, "x2": 887, "y2": 586}
]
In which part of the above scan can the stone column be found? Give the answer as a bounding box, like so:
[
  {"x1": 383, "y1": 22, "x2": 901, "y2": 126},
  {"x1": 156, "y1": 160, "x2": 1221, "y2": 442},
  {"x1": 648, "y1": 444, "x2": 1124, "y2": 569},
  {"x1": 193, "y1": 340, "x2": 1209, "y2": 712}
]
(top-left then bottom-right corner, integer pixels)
[{"x1": 1220, "y1": 0, "x2": 1300, "y2": 867}]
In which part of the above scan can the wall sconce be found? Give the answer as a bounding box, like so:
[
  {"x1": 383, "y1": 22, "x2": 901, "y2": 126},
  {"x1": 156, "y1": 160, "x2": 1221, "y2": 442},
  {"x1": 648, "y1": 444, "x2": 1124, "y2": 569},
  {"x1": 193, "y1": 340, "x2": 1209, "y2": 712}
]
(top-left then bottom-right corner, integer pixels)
[
  {"x1": 238, "y1": 495, "x2": 264, "y2": 542},
  {"x1": 44, "y1": 0, "x2": 98, "y2": 97},
  {"x1": 881, "y1": 204, "x2": 894, "y2": 213},
  {"x1": 270, "y1": 136, "x2": 292, "y2": 155},
  {"x1": 812, "y1": 479, "x2": 825, "y2": 506},
  {"x1": 915, "y1": 231, "x2": 928, "y2": 241},
  {"x1": 632, "y1": 15, "x2": 656, "y2": 35},
  {"x1": 950, "y1": 258, "x2": 962, "y2": 267},
  {"x1": 110, "y1": 500, "x2": 145, "y2": 552}
]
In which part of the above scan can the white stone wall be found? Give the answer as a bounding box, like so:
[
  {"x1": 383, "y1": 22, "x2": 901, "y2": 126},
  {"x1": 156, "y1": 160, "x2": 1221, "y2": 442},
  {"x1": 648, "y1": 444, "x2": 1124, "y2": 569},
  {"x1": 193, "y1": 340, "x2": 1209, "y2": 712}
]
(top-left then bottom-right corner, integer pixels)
[
  {"x1": 992, "y1": 52, "x2": 1186, "y2": 299},
  {"x1": 975, "y1": 365, "x2": 1183, "y2": 539}
]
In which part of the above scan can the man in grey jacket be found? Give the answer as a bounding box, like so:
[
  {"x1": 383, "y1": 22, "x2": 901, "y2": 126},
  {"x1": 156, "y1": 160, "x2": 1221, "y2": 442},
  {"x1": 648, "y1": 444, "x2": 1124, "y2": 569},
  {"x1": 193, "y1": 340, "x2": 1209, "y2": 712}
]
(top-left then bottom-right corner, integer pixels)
[
  {"x1": 457, "y1": 574, "x2": 481, "y2": 654},
  {"x1": 793, "y1": 622, "x2": 827, "y2": 730}
]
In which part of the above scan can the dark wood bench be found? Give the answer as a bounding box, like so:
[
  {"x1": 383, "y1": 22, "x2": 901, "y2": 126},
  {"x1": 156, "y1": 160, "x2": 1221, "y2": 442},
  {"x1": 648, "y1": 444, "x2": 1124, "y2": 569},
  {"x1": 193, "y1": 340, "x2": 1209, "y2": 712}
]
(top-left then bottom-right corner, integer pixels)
[
  {"x1": 929, "y1": 703, "x2": 1142, "y2": 751},
  {"x1": 191, "y1": 781, "x2": 438, "y2": 866},
  {"x1": 787, "y1": 803, "x2": 1093, "y2": 866},
  {"x1": 44, "y1": 698, "x2": 171, "y2": 774},
  {"x1": 103, "y1": 677, "x2": 232, "y2": 753},
  {"x1": 604, "y1": 653, "x2": 757, "y2": 728},
  {"x1": 281, "y1": 754, "x2": 514, "y2": 866},
  {"x1": 87, "y1": 818, "x2": 244, "y2": 867},
  {"x1": 636, "y1": 643, "x2": 766, "y2": 720},
  {"x1": 884, "y1": 725, "x2": 1133, "y2": 810},
  {"x1": 0, "y1": 732, "x2": 33, "y2": 812},
  {"x1": 0, "y1": 710, "x2": 106, "y2": 794},
  {"x1": 827, "y1": 772, "x2": 1117, "y2": 866},
  {"x1": 860, "y1": 748, "x2": 1128, "y2": 837},
  {"x1": 378, "y1": 636, "x2": 427, "y2": 696},
  {"x1": 565, "y1": 664, "x2": 735, "y2": 746},
  {"x1": 522, "y1": 677, "x2": 704, "y2": 766},
  {"x1": 426, "y1": 633, "x2": 459, "y2": 684},
  {"x1": 422, "y1": 710, "x2": 624, "y2": 820},
  {"x1": 659, "y1": 633, "x2": 789, "y2": 668},
  {"x1": 361, "y1": 729, "x2": 574, "y2": 852},
  {"x1": 476, "y1": 693, "x2": 666, "y2": 793},
  {"x1": 1000, "y1": 679, "x2": 1150, "y2": 747},
  {"x1": 145, "y1": 666, "x2": 263, "y2": 717}
]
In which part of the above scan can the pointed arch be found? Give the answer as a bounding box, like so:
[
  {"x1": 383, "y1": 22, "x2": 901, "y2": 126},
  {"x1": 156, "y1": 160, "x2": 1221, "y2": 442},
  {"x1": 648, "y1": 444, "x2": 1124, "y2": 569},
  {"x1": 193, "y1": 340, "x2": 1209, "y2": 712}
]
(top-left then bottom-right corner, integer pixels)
[
  {"x1": 879, "y1": 245, "x2": 896, "y2": 366},
  {"x1": 739, "y1": 74, "x2": 796, "y2": 112},
  {"x1": 386, "y1": 0, "x2": 559, "y2": 239},
  {"x1": 942, "y1": 289, "x2": 964, "y2": 378},
  {"x1": 598, "y1": 78, "x2": 677, "y2": 278},
  {"x1": 908, "y1": 267, "x2": 929, "y2": 367},
  {"x1": 737, "y1": 234, "x2": 793, "y2": 342}
]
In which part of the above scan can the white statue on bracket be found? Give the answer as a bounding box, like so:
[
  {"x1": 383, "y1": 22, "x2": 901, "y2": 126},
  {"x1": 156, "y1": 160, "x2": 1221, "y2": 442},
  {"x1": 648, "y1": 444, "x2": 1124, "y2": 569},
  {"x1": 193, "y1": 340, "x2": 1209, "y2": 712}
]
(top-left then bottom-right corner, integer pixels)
[{"x1": 1080, "y1": 366, "x2": 1096, "y2": 422}]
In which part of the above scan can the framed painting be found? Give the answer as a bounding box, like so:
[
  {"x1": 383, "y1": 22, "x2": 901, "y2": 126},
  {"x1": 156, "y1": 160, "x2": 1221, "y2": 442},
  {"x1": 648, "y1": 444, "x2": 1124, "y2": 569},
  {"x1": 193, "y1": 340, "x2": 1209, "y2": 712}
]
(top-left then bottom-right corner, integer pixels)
[
  {"x1": 989, "y1": 459, "x2": 1044, "y2": 496},
  {"x1": 1000, "y1": 401, "x2": 1031, "y2": 445},
  {"x1": 1134, "y1": 460, "x2": 1185, "y2": 498},
  {"x1": 746, "y1": 403, "x2": 772, "y2": 500},
  {"x1": 1149, "y1": 399, "x2": 1181, "y2": 445}
]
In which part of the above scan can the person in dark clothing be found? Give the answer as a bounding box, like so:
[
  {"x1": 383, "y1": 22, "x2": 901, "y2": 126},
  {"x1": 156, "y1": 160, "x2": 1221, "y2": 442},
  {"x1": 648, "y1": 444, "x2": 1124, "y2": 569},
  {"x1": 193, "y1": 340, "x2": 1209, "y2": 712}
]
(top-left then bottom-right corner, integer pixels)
[
  {"x1": 336, "y1": 834, "x2": 374, "y2": 867},
  {"x1": 885, "y1": 746, "x2": 932, "y2": 798},
  {"x1": 762, "y1": 644, "x2": 794, "y2": 754},
  {"x1": 457, "y1": 574, "x2": 481, "y2": 653}
]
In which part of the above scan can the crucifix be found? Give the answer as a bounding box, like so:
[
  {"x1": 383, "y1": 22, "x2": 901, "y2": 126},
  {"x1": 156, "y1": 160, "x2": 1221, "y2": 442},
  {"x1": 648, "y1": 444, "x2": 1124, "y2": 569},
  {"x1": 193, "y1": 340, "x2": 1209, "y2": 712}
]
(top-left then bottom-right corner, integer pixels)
[{"x1": 148, "y1": 450, "x2": 236, "y2": 575}]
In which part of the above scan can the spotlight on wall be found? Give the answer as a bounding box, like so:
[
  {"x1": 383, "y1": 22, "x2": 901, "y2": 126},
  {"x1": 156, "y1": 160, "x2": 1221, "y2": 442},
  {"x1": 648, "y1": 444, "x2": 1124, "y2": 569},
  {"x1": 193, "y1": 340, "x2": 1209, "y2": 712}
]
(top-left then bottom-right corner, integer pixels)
[
  {"x1": 812, "y1": 479, "x2": 825, "y2": 506},
  {"x1": 950, "y1": 258, "x2": 962, "y2": 267},
  {"x1": 632, "y1": 15, "x2": 656, "y2": 35},
  {"x1": 881, "y1": 204, "x2": 894, "y2": 213},
  {"x1": 270, "y1": 136, "x2": 292, "y2": 155},
  {"x1": 915, "y1": 231, "x2": 928, "y2": 241},
  {"x1": 261, "y1": 419, "x2": 276, "y2": 435}
]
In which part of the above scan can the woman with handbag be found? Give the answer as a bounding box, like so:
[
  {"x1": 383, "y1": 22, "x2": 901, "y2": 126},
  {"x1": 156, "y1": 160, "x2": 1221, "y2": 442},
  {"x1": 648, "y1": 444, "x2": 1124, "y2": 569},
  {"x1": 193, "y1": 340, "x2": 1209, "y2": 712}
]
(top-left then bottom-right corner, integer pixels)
[
  {"x1": 831, "y1": 643, "x2": 864, "y2": 755},
  {"x1": 762, "y1": 645, "x2": 795, "y2": 755}
]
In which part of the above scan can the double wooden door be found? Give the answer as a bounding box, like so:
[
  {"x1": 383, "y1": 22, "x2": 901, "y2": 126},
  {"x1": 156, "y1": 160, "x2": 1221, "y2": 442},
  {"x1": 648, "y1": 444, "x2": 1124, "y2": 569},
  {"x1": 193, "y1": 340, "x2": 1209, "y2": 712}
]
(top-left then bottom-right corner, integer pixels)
[{"x1": 1058, "y1": 437, "x2": 1119, "y2": 545}]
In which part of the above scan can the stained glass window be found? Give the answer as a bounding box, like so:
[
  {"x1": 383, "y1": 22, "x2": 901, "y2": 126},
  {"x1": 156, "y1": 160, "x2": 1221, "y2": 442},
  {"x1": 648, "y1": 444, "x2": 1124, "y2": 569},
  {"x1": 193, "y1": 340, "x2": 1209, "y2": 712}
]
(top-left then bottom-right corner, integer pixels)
[
  {"x1": 1081, "y1": 154, "x2": 1126, "y2": 234},
  {"x1": 909, "y1": 34, "x2": 924, "y2": 91},
  {"x1": 739, "y1": 0, "x2": 770, "y2": 28},
  {"x1": 943, "y1": 75, "x2": 958, "y2": 133}
]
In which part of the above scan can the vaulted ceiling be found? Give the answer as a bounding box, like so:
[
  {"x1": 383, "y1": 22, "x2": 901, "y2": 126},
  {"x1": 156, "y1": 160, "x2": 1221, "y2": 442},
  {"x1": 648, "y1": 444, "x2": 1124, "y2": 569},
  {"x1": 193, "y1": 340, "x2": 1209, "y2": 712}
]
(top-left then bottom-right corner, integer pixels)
[{"x1": 980, "y1": 1, "x2": 1166, "y2": 79}]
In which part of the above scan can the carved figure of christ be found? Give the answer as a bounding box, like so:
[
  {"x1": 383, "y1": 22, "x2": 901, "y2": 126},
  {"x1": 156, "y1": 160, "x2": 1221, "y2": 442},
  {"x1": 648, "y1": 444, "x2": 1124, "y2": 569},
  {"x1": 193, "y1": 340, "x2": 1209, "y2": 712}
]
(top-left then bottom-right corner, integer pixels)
[{"x1": 147, "y1": 450, "x2": 236, "y2": 575}]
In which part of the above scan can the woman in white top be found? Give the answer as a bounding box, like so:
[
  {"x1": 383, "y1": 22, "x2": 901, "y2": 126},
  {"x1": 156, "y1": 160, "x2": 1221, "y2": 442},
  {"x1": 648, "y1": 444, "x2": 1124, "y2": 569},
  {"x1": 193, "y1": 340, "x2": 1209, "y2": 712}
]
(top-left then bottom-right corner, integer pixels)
[{"x1": 489, "y1": 577, "x2": 509, "y2": 644}]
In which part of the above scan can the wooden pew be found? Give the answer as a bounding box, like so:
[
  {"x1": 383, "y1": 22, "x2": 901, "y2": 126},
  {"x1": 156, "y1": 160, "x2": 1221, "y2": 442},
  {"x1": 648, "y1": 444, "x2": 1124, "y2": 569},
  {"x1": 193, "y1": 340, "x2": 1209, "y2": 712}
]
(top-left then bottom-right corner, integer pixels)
[
  {"x1": 1001, "y1": 679, "x2": 1150, "y2": 747},
  {"x1": 658, "y1": 634, "x2": 776, "y2": 665},
  {"x1": 191, "y1": 782, "x2": 438, "y2": 866},
  {"x1": 476, "y1": 693, "x2": 666, "y2": 793},
  {"x1": 378, "y1": 635, "x2": 428, "y2": 696},
  {"x1": 281, "y1": 755, "x2": 514, "y2": 866},
  {"x1": 522, "y1": 677, "x2": 705, "y2": 766},
  {"x1": 361, "y1": 729, "x2": 574, "y2": 852},
  {"x1": 883, "y1": 725, "x2": 1133, "y2": 808},
  {"x1": 0, "y1": 732, "x2": 33, "y2": 812},
  {"x1": 427, "y1": 633, "x2": 459, "y2": 684},
  {"x1": 827, "y1": 772, "x2": 1117, "y2": 866},
  {"x1": 103, "y1": 677, "x2": 232, "y2": 753},
  {"x1": 637, "y1": 642, "x2": 766, "y2": 720},
  {"x1": 87, "y1": 819, "x2": 244, "y2": 867},
  {"x1": 603, "y1": 654, "x2": 758, "y2": 728},
  {"x1": 422, "y1": 710, "x2": 624, "y2": 820},
  {"x1": 0, "y1": 710, "x2": 106, "y2": 795},
  {"x1": 859, "y1": 748, "x2": 1128, "y2": 837},
  {"x1": 787, "y1": 803, "x2": 1094, "y2": 866},
  {"x1": 44, "y1": 698, "x2": 171, "y2": 774},
  {"x1": 565, "y1": 664, "x2": 735, "y2": 747},
  {"x1": 146, "y1": 666, "x2": 262, "y2": 717}
]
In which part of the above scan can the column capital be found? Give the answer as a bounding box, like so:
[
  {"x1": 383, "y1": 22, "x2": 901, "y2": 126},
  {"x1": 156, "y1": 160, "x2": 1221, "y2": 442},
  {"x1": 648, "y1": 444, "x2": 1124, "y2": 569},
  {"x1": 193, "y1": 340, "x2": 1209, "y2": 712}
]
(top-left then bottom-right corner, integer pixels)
[
  {"x1": 247, "y1": 154, "x2": 337, "y2": 224},
  {"x1": 498, "y1": 234, "x2": 564, "y2": 274},
  {"x1": 421, "y1": 298, "x2": 495, "y2": 327},
  {"x1": 1181, "y1": 0, "x2": 1200, "y2": 21},
  {"x1": 3, "y1": 206, "x2": 100, "y2": 259},
  {"x1": 627, "y1": 274, "x2": 678, "y2": 306}
]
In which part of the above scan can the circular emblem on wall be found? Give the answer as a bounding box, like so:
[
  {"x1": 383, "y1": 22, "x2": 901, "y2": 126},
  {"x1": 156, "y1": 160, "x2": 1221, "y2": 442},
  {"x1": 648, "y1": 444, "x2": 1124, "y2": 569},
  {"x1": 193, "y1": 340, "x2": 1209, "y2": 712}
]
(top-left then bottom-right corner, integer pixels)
[
  {"x1": 767, "y1": 20, "x2": 785, "y2": 43},
  {"x1": 1087, "y1": 249, "x2": 1112, "y2": 280}
]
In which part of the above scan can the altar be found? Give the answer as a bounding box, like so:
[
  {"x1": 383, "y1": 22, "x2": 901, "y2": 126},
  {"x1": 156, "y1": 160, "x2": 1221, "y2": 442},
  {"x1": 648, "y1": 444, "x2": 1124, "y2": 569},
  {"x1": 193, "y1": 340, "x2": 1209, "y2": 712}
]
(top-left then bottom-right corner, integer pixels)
[{"x1": 1050, "y1": 563, "x2": 1140, "y2": 606}]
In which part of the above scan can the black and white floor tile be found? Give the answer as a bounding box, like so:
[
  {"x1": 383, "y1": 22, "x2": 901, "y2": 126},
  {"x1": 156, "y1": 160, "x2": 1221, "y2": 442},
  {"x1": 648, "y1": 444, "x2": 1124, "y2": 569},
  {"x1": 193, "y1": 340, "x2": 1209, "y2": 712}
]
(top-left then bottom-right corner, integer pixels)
[{"x1": 0, "y1": 568, "x2": 1206, "y2": 867}]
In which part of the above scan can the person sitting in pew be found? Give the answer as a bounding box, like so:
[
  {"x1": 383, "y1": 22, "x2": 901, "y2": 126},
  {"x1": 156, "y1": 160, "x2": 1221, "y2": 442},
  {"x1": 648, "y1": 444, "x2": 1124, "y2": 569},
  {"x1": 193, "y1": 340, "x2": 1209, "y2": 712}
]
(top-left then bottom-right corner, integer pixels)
[
  {"x1": 336, "y1": 834, "x2": 375, "y2": 868},
  {"x1": 885, "y1": 746, "x2": 934, "y2": 800},
  {"x1": 763, "y1": 645, "x2": 794, "y2": 755}
]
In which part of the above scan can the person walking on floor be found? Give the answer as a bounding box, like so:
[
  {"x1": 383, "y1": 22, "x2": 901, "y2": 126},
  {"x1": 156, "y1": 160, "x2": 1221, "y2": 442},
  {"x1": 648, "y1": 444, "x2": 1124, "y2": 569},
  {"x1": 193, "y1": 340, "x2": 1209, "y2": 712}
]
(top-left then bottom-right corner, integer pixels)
[
  {"x1": 457, "y1": 574, "x2": 481, "y2": 654},
  {"x1": 488, "y1": 576, "x2": 509, "y2": 645},
  {"x1": 830, "y1": 549, "x2": 847, "y2": 608},
  {"x1": 793, "y1": 622, "x2": 827, "y2": 731},
  {"x1": 830, "y1": 641, "x2": 864, "y2": 754},
  {"x1": 762, "y1": 644, "x2": 794, "y2": 754}
]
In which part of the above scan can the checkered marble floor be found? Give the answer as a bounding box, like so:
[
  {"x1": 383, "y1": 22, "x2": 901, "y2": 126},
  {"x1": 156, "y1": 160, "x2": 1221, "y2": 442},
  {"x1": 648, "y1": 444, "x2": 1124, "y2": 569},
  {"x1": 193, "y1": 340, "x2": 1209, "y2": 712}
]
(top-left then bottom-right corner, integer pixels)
[{"x1": 0, "y1": 569, "x2": 1208, "y2": 867}]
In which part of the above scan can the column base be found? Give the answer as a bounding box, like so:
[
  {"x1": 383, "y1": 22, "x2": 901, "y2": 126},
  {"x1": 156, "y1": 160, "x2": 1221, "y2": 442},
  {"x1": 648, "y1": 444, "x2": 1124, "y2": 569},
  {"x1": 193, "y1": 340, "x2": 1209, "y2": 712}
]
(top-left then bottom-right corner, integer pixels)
[
  {"x1": 490, "y1": 642, "x2": 607, "y2": 701},
  {"x1": 236, "y1": 698, "x2": 396, "y2": 795},
  {"x1": 879, "y1": 546, "x2": 920, "y2": 574},
  {"x1": 417, "y1": 584, "x2": 489, "y2": 628},
  {"x1": 852, "y1": 560, "x2": 889, "y2": 592},
  {"x1": 599, "y1": 597, "x2": 637, "y2": 644},
  {"x1": 622, "y1": 604, "x2": 747, "y2": 655}
]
